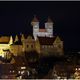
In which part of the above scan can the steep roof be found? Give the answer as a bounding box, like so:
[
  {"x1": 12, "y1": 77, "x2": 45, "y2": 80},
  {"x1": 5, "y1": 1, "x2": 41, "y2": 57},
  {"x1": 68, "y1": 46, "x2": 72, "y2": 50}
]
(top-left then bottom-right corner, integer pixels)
[
  {"x1": 38, "y1": 36, "x2": 56, "y2": 45},
  {"x1": 12, "y1": 34, "x2": 22, "y2": 45},
  {"x1": 45, "y1": 17, "x2": 53, "y2": 23},
  {"x1": 31, "y1": 15, "x2": 39, "y2": 22},
  {"x1": 0, "y1": 34, "x2": 35, "y2": 45}
]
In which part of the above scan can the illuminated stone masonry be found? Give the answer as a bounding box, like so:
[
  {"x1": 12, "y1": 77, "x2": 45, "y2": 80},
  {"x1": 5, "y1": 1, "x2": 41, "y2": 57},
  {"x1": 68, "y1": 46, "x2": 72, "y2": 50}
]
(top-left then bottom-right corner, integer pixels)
[{"x1": 0, "y1": 16, "x2": 64, "y2": 58}]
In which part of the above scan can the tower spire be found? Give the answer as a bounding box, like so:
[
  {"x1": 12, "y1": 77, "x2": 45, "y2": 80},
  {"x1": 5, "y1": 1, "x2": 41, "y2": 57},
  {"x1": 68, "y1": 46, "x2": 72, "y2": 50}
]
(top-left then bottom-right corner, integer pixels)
[
  {"x1": 9, "y1": 36, "x2": 13, "y2": 45},
  {"x1": 32, "y1": 15, "x2": 39, "y2": 22},
  {"x1": 14, "y1": 35, "x2": 19, "y2": 42},
  {"x1": 31, "y1": 15, "x2": 39, "y2": 26},
  {"x1": 21, "y1": 33, "x2": 25, "y2": 42},
  {"x1": 47, "y1": 16, "x2": 53, "y2": 23},
  {"x1": 45, "y1": 16, "x2": 54, "y2": 37}
]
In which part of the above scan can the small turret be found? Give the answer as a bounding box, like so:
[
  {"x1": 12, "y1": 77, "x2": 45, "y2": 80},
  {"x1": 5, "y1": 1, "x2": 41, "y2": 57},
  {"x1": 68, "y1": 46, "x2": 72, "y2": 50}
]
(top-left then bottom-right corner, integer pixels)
[
  {"x1": 45, "y1": 17, "x2": 53, "y2": 27},
  {"x1": 45, "y1": 17, "x2": 54, "y2": 37},
  {"x1": 31, "y1": 15, "x2": 39, "y2": 26},
  {"x1": 47, "y1": 17, "x2": 53, "y2": 23},
  {"x1": 21, "y1": 33, "x2": 25, "y2": 42},
  {"x1": 14, "y1": 35, "x2": 19, "y2": 42},
  {"x1": 31, "y1": 15, "x2": 39, "y2": 40},
  {"x1": 9, "y1": 36, "x2": 13, "y2": 45}
]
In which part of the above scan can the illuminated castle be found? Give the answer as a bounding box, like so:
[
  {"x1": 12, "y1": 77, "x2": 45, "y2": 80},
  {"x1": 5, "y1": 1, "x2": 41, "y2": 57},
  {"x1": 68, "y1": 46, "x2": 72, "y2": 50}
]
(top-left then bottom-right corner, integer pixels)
[
  {"x1": 31, "y1": 16, "x2": 53, "y2": 40},
  {"x1": 0, "y1": 16, "x2": 64, "y2": 58}
]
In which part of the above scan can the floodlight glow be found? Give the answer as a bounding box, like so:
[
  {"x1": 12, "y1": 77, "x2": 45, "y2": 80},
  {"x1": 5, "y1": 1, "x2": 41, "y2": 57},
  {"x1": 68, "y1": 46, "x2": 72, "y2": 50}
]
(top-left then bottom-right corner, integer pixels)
[
  {"x1": 21, "y1": 66, "x2": 26, "y2": 69},
  {"x1": 0, "y1": 44, "x2": 10, "y2": 57},
  {"x1": 78, "y1": 68, "x2": 80, "y2": 70},
  {"x1": 76, "y1": 68, "x2": 77, "y2": 70}
]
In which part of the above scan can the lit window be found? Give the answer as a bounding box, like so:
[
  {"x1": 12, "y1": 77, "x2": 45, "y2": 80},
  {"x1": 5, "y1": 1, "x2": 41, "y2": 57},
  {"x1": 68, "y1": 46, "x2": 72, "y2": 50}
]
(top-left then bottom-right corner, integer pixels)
[
  {"x1": 10, "y1": 70, "x2": 11, "y2": 73},
  {"x1": 42, "y1": 45, "x2": 44, "y2": 48},
  {"x1": 27, "y1": 70, "x2": 30, "y2": 76},
  {"x1": 45, "y1": 45, "x2": 47, "y2": 48},
  {"x1": 76, "y1": 68, "x2": 77, "y2": 70},
  {"x1": 13, "y1": 70, "x2": 15, "y2": 73},
  {"x1": 54, "y1": 45, "x2": 57, "y2": 47},
  {"x1": 78, "y1": 68, "x2": 80, "y2": 70},
  {"x1": 21, "y1": 71, "x2": 25, "y2": 74},
  {"x1": 21, "y1": 66, "x2": 26, "y2": 69},
  {"x1": 49, "y1": 46, "x2": 51, "y2": 48},
  {"x1": 18, "y1": 71, "x2": 20, "y2": 74}
]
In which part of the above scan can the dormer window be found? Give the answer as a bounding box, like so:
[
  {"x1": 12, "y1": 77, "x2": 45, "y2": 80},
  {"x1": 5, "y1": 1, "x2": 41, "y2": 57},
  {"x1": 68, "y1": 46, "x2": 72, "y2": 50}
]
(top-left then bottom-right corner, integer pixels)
[{"x1": 42, "y1": 45, "x2": 44, "y2": 48}]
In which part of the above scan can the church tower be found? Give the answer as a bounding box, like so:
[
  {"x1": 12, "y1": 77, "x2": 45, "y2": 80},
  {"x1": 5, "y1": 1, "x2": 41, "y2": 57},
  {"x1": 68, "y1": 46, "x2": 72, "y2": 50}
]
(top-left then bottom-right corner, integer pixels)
[
  {"x1": 31, "y1": 15, "x2": 39, "y2": 40},
  {"x1": 45, "y1": 17, "x2": 53, "y2": 37}
]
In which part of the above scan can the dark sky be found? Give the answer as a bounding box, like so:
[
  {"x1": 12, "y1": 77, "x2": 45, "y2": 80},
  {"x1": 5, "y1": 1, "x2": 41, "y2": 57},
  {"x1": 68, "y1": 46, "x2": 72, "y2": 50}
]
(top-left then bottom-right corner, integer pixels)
[{"x1": 0, "y1": 1, "x2": 80, "y2": 52}]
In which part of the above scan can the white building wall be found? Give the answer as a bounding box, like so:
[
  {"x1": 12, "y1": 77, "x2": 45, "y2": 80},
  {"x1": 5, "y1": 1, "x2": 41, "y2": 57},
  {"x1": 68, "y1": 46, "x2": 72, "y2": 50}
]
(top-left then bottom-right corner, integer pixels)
[
  {"x1": 33, "y1": 20, "x2": 53, "y2": 40},
  {"x1": 45, "y1": 22, "x2": 53, "y2": 37}
]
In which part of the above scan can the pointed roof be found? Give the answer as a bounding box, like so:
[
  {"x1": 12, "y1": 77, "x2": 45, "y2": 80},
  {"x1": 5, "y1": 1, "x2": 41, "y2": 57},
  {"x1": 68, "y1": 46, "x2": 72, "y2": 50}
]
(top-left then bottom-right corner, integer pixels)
[
  {"x1": 21, "y1": 33, "x2": 25, "y2": 41},
  {"x1": 12, "y1": 34, "x2": 22, "y2": 45},
  {"x1": 9, "y1": 36, "x2": 13, "y2": 45},
  {"x1": 31, "y1": 15, "x2": 39, "y2": 22},
  {"x1": 46, "y1": 17, "x2": 53, "y2": 23},
  {"x1": 54, "y1": 36, "x2": 62, "y2": 43},
  {"x1": 14, "y1": 35, "x2": 19, "y2": 42},
  {"x1": 38, "y1": 36, "x2": 56, "y2": 45},
  {"x1": 27, "y1": 35, "x2": 33, "y2": 39}
]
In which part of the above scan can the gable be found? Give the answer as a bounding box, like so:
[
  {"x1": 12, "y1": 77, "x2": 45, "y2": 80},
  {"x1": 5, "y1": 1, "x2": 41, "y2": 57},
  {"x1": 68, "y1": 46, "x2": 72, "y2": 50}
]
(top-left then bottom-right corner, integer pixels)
[{"x1": 54, "y1": 36, "x2": 62, "y2": 44}]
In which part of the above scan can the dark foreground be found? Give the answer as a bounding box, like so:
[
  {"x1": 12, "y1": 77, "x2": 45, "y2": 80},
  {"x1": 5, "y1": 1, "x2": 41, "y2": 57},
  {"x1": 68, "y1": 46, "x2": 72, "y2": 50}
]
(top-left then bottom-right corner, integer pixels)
[{"x1": 0, "y1": 52, "x2": 80, "y2": 79}]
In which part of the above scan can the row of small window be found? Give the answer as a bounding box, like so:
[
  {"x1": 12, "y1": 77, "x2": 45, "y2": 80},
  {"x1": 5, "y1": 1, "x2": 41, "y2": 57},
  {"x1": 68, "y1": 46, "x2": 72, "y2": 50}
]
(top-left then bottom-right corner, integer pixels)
[
  {"x1": 42, "y1": 45, "x2": 53, "y2": 48},
  {"x1": 42, "y1": 45, "x2": 61, "y2": 48}
]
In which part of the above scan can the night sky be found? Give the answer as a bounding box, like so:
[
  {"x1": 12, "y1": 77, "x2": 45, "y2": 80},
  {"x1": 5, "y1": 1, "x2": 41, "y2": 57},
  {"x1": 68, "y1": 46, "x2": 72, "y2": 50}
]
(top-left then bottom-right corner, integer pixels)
[{"x1": 0, "y1": 1, "x2": 80, "y2": 52}]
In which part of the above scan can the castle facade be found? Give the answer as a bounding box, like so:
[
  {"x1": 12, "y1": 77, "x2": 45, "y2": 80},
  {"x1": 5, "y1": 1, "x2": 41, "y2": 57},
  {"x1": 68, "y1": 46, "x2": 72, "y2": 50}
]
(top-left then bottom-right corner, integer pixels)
[
  {"x1": 0, "y1": 16, "x2": 64, "y2": 58},
  {"x1": 31, "y1": 16, "x2": 53, "y2": 40}
]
